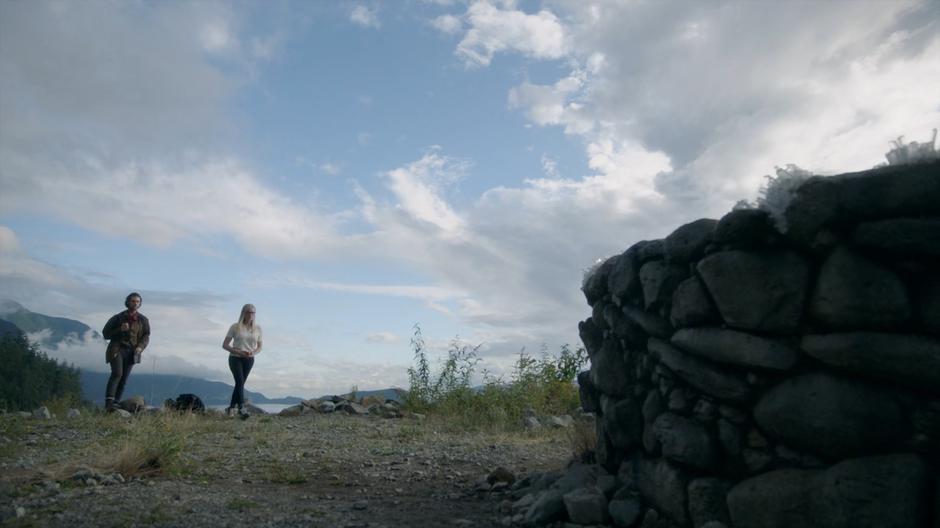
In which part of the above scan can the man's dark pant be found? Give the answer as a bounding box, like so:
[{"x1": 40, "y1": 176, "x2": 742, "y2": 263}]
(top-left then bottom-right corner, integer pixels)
[
  {"x1": 228, "y1": 356, "x2": 255, "y2": 409},
  {"x1": 106, "y1": 346, "x2": 135, "y2": 406}
]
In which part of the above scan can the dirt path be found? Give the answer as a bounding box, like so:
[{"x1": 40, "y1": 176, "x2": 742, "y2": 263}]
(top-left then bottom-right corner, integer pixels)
[{"x1": 0, "y1": 411, "x2": 574, "y2": 527}]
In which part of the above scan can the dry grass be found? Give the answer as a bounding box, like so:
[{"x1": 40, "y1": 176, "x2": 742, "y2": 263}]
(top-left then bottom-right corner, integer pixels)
[{"x1": 566, "y1": 417, "x2": 596, "y2": 464}]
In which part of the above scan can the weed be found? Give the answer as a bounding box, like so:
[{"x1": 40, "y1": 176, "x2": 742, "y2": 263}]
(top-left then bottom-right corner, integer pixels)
[
  {"x1": 566, "y1": 418, "x2": 596, "y2": 464},
  {"x1": 267, "y1": 461, "x2": 308, "y2": 484}
]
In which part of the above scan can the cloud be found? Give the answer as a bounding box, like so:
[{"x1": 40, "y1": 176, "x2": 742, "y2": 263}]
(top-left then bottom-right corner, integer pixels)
[
  {"x1": 431, "y1": 14, "x2": 463, "y2": 35},
  {"x1": 350, "y1": 5, "x2": 381, "y2": 29},
  {"x1": 320, "y1": 162, "x2": 342, "y2": 175},
  {"x1": 366, "y1": 332, "x2": 401, "y2": 344},
  {"x1": 381, "y1": 152, "x2": 469, "y2": 234},
  {"x1": 456, "y1": 1, "x2": 568, "y2": 66}
]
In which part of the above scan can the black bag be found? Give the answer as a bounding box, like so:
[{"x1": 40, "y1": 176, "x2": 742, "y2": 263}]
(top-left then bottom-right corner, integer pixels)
[{"x1": 173, "y1": 393, "x2": 205, "y2": 413}]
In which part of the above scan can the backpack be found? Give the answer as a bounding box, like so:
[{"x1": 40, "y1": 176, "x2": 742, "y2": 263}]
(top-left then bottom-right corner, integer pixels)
[{"x1": 172, "y1": 393, "x2": 205, "y2": 413}]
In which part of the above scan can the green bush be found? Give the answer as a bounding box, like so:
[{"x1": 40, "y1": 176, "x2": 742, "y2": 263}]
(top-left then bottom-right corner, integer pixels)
[{"x1": 404, "y1": 325, "x2": 587, "y2": 431}]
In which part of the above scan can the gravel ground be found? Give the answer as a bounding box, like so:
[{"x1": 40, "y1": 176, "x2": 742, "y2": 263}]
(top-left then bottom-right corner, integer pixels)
[{"x1": 0, "y1": 410, "x2": 574, "y2": 527}]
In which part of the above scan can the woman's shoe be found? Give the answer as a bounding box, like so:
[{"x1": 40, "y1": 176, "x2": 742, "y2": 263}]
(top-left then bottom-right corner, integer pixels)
[{"x1": 225, "y1": 407, "x2": 236, "y2": 417}]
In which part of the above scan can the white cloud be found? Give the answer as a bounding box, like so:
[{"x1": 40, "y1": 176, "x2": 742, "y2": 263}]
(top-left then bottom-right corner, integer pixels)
[
  {"x1": 320, "y1": 162, "x2": 342, "y2": 175},
  {"x1": 382, "y1": 152, "x2": 469, "y2": 234},
  {"x1": 350, "y1": 5, "x2": 381, "y2": 29},
  {"x1": 432, "y1": 14, "x2": 463, "y2": 35},
  {"x1": 456, "y1": 1, "x2": 568, "y2": 66},
  {"x1": 366, "y1": 331, "x2": 401, "y2": 344}
]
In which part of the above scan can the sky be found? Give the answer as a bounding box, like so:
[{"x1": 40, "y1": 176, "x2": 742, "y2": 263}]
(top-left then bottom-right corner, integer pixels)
[{"x1": 1, "y1": 0, "x2": 938, "y2": 398}]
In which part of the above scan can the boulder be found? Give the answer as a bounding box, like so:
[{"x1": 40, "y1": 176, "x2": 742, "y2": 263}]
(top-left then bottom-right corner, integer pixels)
[
  {"x1": 782, "y1": 160, "x2": 940, "y2": 245},
  {"x1": 664, "y1": 218, "x2": 718, "y2": 263},
  {"x1": 317, "y1": 401, "x2": 336, "y2": 413},
  {"x1": 801, "y1": 332, "x2": 940, "y2": 391},
  {"x1": 609, "y1": 490, "x2": 643, "y2": 528},
  {"x1": 648, "y1": 339, "x2": 751, "y2": 402},
  {"x1": 524, "y1": 490, "x2": 566, "y2": 526},
  {"x1": 671, "y1": 327, "x2": 801, "y2": 371},
  {"x1": 608, "y1": 248, "x2": 642, "y2": 303},
  {"x1": 577, "y1": 370, "x2": 599, "y2": 413},
  {"x1": 279, "y1": 404, "x2": 304, "y2": 417},
  {"x1": 688, "y1": 478, "x2": 732, "y2": 528},
  {"x1": 753, "y1": 372, "x2": 907, "y2": 459},
  {"x1": 634, "y1": 239, "x2": 665, "y2": 263},
  {"x1": 728, "y1": 453, "x2": 929, "y2": 528},
  {"x1": 604, "y1": 304, "x2": 647, "y2": 348},
  {"x1": 563, "y1": 486, "x2": 610, "y2": 525},
  {"x1": 809, "y1": 246, "x2": 911, "y2": 330},
  {"x1": 697, "y1": 250, "x2": 810, "y2": 334},
  {"x1": 713, "y1": 208, "x2": 774, "y2": 248},
  {"x1": 717, "y1": 419, "x2": 742, "y2": 456},
  {"x1": 583, "y1": 255, "x2": 618, "y2": 306},
  {"x1": 640, "y1": 261, "x2": 689, "y2": 311},
  {"x1": 623, "y1": 304, "x2": 673, "y2": 339},
  {"x1": 670, "y1": 276, "x2": 720, "y2": 328},
  {"x1": 548, "y1": 415, "x2": 575, "y2": 428},
  {"x1": 590, "y1": 340, "x2": 631, "y2": 397},
  {"x1": 603, "y1": 397, "x2": 643, "y2": 450},
  {"x1": 634, "y1": 457, "x2": 690, "y2": 525},
  {"x1": 579, "y1": 317, "x2": 604, "y2": 358},
  {"x1": 120, "y1": 396, "x2": 146, "y2": 414},
  {"x1": 66, "y1": 408, "x2": 81, "y2": 419},
  {"x1": 32, "y1": 406, "x2": 52, "y2": 419},
  {"x1": 916, "y1": 275, "x2": 940, "y2": 334},
  {"x1": 642, "y1": 390, "x2": 665, "y2": 424},
  {"x1": 853, "y1": 217, "x2": 940, "y2": 256},
  {"x1": 653, "y1": 413, "x2": 718, "y2": 470}
]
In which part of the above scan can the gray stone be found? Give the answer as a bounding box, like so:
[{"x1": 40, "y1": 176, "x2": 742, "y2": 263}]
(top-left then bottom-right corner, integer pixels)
[
  {"x1": 643, "y1": 424, "x2": 660, "y2": 454},
  {"x1": 524, "y1": 490, "x2": 566, "y2": 526},
  {"x1": 634, "y1": 239, "x2": 665, "y2": 263},
  {"x1": 640, "y1": 260, "x2": 689, "y2": 311},
  {"x1": 548, "y1": 415, "x2": 575, "y2": 428},
  {"x1": 609, "y1": 495, "x2": 643, "y2": 528},
  {"x1": 32, "y1": 406, "x2": 51, "y2": 419},
  {"x1": 728, "y1": 453, "x2": 928, "y2": 528},
  {"x1": 670, "y1": 276, "x2": 719, "y2": 328},
  {"x1": 596, "y1": 418, "x2": 621, "y2": 473},
  {"x1": 642, "y1": 390, "x2": 665, "y2": 424},
  {"x1": 667, "y1": 388, "x2": 690, "y2": 412},
  {"x1": 692, "y1": 399, "x2": 718, "y2": 423},
  {"x1": 279, "y1": 404, "x2": 304, "y2": 417},
  {"x1": 597, "y1": 474, "x2": 618, "y2": 498},
  {"x1": 917, "y1": 276, "x2": 940, "y2": 334},
  {"x1": 634, "y1": 457, "x2": 689, "y2": 525},
  {"x1": 809, "y1": 246, "x2": 911, "y2": 330},
  {"x1": 648, "y1": 339, "x2": 751, "y2": 402},
  {"x1": 114, "y1": 409, "x2": 132, "y2": 418},
  {"x1": 578, "y1": 370, "x2": 599, "y2": 413},
  {"x1": 714, "y1": 209, "x2": 774, "y2": 247},
  {"x1": 717, "y1": 419, "x2": 742, "y2": 456},
  {"x1": 317, "y1": 401, "x2": 335, "y2": 413},
  {"x1": 697, "y1": 250, "x2": 810, "y2": 334},
  {"x1": 66, "y1": 408, "x2": 81, "y2": 419},
  {"x1": 583, "y1": 255, "x2": 618, "y2": 305},
  {"x1": 579, "y1": 318, "x2": 604, "y2": 358},
  {"x1": 773, "y1": 444, "x2": 825, "y2": 468},
  {"x1": 524, "y1": 416, "x2": 542, "y2": 430},
  {"x1": 590, "y1": 340, "x2": 630, "y2": 397},
  {"x1": 604, "y1": 397, "x2": 643, "y2": 450},
  {"x1": 801, "y1": 332, "x2": 940, "y2": 391},
  {"x1": 552, "y1": 462, "x2": 598, "y2": 495},
  {"x1": 604, "y1": 303, "x2": 647, "y2": 348},
  {"x1": 653, "y1": 413, "x2": 718, "y2": 470},
  {"x1": 688, "y1": 478, "x2": 732, "y2": 528},
  {"x1": 853, "y1": 217, "x2": 940, "y2": 256},
  {"x1": 672, "y1": 327, "x2": 801, "y2": 371},
  {"x1": 563, "y1": 486, "x2": 609, "y2": 525},
  {"x1": 664, "y1": 218, "x2": 718, "y2": 263},
  {"x1": 742, "y1": 448, "x2": 774, "y2": 473},
  {"x1": 623, "y1": 305, "x2": 673, "y2": 339},
  {"x1": 609, "y1": 249, "x2": 642, "y2": 303},
  {"x1": 782, "y1": 160, "x2": 940, "y2": 245},
  {"x1": 753, "y1": 372, "x2": 907, "y2": 458},
  {"x1": 120, "y1": 395, "x2": 146, "y2": 413},
  {"x1": 718, "y1": 404, "x2": 748, "y2": 424}
]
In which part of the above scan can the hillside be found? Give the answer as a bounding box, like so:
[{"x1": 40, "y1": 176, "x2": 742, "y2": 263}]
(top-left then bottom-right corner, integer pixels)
[{"x1": 0, "y1": 300, "x2": 97, "y2": 347}]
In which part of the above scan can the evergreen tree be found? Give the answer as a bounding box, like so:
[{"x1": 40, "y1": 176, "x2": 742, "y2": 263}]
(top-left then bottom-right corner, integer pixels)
[{"x1": 0, "y1": 333, "x2": 83, "y2": 411}]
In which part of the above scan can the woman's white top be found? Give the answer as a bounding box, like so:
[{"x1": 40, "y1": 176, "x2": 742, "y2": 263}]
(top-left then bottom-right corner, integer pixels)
[{"x1": 226, "y1": 323, "x2": 262, "y2": 356}]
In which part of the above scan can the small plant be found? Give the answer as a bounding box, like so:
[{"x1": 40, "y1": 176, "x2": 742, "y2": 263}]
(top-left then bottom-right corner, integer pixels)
[
  {"x1": 756, "y1": 164, "x2": 813, "y2": 233},
  {"x1": 567, "y1": 418, "x2": 596, "y2": 464},
  {"x1": 884, "y1": 129, "x2": 938, "y2": 166},
  {"x1": 267, "y1": 461, "x2": 308, "y2": 484}
]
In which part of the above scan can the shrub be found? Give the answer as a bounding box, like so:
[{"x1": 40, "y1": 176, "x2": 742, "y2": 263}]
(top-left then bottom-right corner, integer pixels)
[
  {"x1": 885, "y1": 129, "x2": 938, "y2": 166},
  {"x1": 756, "y1": 164, "x2": 813, "y2": 233}
]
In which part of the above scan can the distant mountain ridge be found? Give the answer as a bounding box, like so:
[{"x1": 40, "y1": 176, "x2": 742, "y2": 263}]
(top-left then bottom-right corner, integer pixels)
[{"x1": 0, "y1": 299, "x2": 98, "y2": 347}]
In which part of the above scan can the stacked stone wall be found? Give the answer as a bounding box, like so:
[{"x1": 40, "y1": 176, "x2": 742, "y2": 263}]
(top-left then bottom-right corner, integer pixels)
[{"x1": 577, "y1": 160, "x2": 940, "y2": 528}]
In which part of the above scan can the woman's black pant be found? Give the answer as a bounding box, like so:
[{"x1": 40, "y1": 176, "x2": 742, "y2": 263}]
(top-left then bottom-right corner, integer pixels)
[
  {"x1": 106, "y1": 346, "x2": 135, "y2": 404},
  {"x1": 228, "y1": 356, "x2": 255, "y2": 408}
]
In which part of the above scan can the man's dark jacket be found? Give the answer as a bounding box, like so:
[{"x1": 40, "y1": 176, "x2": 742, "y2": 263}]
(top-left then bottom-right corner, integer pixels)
[{"x1": 102, "y1": 311, "x2": 150, "y2": 364}]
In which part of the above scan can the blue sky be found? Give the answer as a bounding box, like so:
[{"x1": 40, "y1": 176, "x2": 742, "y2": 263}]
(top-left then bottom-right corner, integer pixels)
[{"x1": 1, "y1": 0, "x2": 938, "y2": 398}]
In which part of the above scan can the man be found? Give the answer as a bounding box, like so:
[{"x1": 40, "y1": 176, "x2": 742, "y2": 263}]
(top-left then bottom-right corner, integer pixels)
[{"x1": 102, "y1": 292, "x2": 150, "y2": 412}]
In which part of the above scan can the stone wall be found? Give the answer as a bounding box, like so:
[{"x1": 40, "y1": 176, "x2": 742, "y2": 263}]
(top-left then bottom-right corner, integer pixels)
[{"x1": 577, "y1": 160, "x2": 940, "y2": 528}]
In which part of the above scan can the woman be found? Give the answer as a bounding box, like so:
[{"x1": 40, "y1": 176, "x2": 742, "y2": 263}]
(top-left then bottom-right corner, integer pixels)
[{"x1": 222, "y1": 304, "x2": 262, "y2": 418}]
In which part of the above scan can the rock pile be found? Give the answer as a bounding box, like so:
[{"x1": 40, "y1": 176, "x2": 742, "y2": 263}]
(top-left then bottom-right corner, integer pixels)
[
  {"x1": 278, "y1": 395, "x2": 407, "y2": 418},
  {"x1": 568, "y1": 160, "x2": 940, "y2": 527}
]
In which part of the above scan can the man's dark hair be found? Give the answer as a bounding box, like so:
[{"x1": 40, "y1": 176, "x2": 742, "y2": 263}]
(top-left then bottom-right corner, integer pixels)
[{"x1": 125, "y1": 292, "x2": 142, "y2": 308}]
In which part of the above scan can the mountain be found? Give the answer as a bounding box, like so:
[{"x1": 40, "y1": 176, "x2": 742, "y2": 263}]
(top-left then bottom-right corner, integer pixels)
[
  {"x1": 0, "y1": 318, "x2": 23, "y2": 338},
  {"x1": 0, "y1": 300, "x2": 98, "y2": 347},
  {"x1": 80, "y1": 371, "x2": 304, "y2": 407}
]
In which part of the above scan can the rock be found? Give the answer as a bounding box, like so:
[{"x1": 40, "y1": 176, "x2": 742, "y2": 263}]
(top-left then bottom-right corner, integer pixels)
[
  {"x1": 120, "y1": 396, "x2": 146, "y2": 413},
  {"x1": 692, "y1": 399, "x2": 718, "y2": 423},
  {"x1": 623, "y1": 305, "x2": 673, "y2": 339},
  {"x1": 648, "y1": 339, "x2": 751, "y2": 402},
  {"x1": 809, "y1": 246, "x2": 911, "y2": 330},
  {"x1": 782, "y1": 160, "x2": 940, "y2": 245},
  {"x1": 578, "y1": 370, "x2": 599, "y2": 413},
  {"x1": 853, "y1": 217, "x2": 940, "y2": 256},
  {"x1": 608, "y1": 492, "x2": 642, "y2": 528},
  {"x1": 487, "y1": 467, "x2": 516, "y2": 486},
  {"x1": 667, "y1": 388, "x2": 690, "y2": 412},
  {"x1": 634, "y1": 457, "x2": 689, "y2": 525},
  {"x1": 583, "y1": 255, "x2": 618, "y2": 305},
  {"x1": 697, "y1": 250, "x2": 810, "y2": 334},
  {"x1": 114, "y1": 409, "x2": 132, "y2": 418},
  {"x1": 342, "y1": 402, "x2": 369, "y2": 415},
  {"x1": 688, "y1": 478, "x2": 732, "y2": 528},
  {"x1": 701, "y1": 523, "x2": 728, "y2": 528},
  {"x1": 317, "y1": 401, "x2": 336, "y2": 413},
  {"x1": 579, "y1": 318, "x2": 604, "y2": 358},
  {"x1": 727, "y1": 453, "x2": 929, "y2": 528},
  {"x1": 670, "y1": 276, "x2": 720, "y2": 328},
  {"x1": 664, "y1": 218, "x2": 718, "y2": 263},
  {"x1": 243, "y1": 403, "x2": 267, "y2": 415},
  {"x1": 917, "y1": 276, "x2": 940, "y2": 334},
  {"x1": 801, "y1": 332, "x2": 940, "y2": 391},
  {"x1": 671, "y1": 328, "x2": 801, "y2": 371},
  {"x1": 603, "y1": 397, "x2": 643, "y2": 450},
  {"x1": 552, "y1": 462, "x2": 599, "y2": 495},
  {"x1": 605, "y1": 304, "x2": 648, "y2": 348},
  {"x1": 742, "y1": 449, "x2": 774, "y2": 473},
  {"x1": 590, "y1": 340, "x2": 631, "y2": 398},
  {"x1": 640, "y1": 261, "x2": 689, "y2": 311},
  {"x1": 596, "y1": 474, "x2": 617, "y2": 498},
  {"x1": 524, "y1": 416, "x2": 542, "y2": 430},
  {"x1": 563, "y1": 486, "x2": 610, "y2": 525},
  {"x1": 753, "y1": 372, "x2": 907, "y2": 459},
  {"x1": 524, "y1": 490, "x2": 566, "y2": 526},
  {"x1": 653, "y1": 413, "x2": 718, "y2": 470},
  {"x1": 634, "y1": 239, "x2": 665, "y2": 263},
  {"x1": 32, "y1": 406, "x2": 51, "y2": 419},
  {"x1": 548, "y1": 415, "x2": 575, "y2": 428},
  {"x1": 718, "y1": 405, "x2": 748, "y2": 424},
  {"x1": 713, "y1": 209, "x2": 774, "y2": 248},
  {"x1": 642, "y1": 390, "x2": 665, "y2": 424},
  {"x1": 66, "y1": 408, "x2": 81, "y2": 419},
  {"x1": 279, "y1": 405, "x2": 304, "y2": 417},
  {"x1": 717, "y1": 419, "x2": 742, "y2": 456},
  {"x1": 608, "y1": 249, "x2": 642, "y2": 303}
]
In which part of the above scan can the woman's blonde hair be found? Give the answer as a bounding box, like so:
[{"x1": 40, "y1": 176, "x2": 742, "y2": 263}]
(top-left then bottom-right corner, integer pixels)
[{"x1": 237, "y1": 304, "x2": 256, "y2": 331}]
